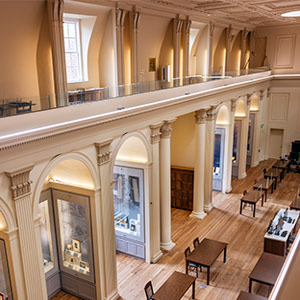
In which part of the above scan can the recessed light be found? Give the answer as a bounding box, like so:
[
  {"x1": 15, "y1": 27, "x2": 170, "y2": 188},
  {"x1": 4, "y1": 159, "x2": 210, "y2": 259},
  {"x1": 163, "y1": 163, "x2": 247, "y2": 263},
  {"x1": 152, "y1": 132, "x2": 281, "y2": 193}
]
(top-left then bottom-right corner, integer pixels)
[{"x1": 281, "y1": 11, "x2": 300, "y2": 17}]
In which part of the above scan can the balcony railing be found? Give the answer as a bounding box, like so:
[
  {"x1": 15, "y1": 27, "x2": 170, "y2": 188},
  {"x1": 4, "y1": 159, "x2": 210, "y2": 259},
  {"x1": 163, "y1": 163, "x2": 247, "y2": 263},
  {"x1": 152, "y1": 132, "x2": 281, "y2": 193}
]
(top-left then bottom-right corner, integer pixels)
[{"x1": 0, "y1": 67, "x2": 270, "y2": 118}]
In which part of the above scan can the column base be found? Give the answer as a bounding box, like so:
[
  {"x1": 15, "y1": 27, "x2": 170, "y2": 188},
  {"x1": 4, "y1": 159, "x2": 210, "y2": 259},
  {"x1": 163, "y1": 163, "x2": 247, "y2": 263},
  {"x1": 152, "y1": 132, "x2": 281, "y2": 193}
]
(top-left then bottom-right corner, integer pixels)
[
  {"x1": 189, "y1": 211, "x2": 207, "y2": 219},
  {"x1": 204, "y1": 203, "x2": 214, "y2": 212},
  {"x1": 225, "y1": 186, "x2": 232, "y2": 193},
  {"x1": 160, "y1": 241, "x2": 176, "y2": 252},
  {"x1": 151, "y1": 250, "x2": 163, "y2": 263},
  {"x1": 240, "y1": 172, "x2": 247, "y2": 179},
  {"x1": 107, "y1": 290, "x2": 120, "y2": 300}
]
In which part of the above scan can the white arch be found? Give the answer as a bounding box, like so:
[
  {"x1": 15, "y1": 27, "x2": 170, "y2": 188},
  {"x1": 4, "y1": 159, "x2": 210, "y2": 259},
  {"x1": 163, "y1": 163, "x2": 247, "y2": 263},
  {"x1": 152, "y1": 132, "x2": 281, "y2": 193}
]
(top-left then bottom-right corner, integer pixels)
[
  {"x1": 235, "y1": 96, "x2": 247, "y2": 117},
  {"x1": 0, "y1": 197, "x2": 17, "y2": 231},
  {"x1": 32, "y1": 151, "x2": 99, "y2": 219},
  {"x1": 249, "y1": 92, "x2": 259, "y2": 111},
  {"x1": 215, "y1": 103, "x2": 230, "y2": 125}
]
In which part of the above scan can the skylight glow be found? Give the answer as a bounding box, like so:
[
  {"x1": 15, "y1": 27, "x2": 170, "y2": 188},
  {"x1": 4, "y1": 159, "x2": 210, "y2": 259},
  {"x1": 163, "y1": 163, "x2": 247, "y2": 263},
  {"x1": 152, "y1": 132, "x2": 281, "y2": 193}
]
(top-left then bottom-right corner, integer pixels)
[{"x1": 281, "y1": 11, "x2": 300, "y2": 17}]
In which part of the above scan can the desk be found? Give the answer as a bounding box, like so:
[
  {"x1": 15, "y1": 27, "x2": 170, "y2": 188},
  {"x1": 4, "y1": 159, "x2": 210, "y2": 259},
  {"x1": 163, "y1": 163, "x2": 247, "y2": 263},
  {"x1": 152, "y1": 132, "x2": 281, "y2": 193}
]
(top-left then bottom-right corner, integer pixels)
[
  {"x1": 253, "y1": 178, "x2": 273, "y2": 201},
  {"x1": 272, "y1": 160, "x2": 290, "y2": 179},
  {"x1": 68, "y1": 88, "x2": 104, "y2": 103},
  {"x1": 240, "y1": 190, "x2": 264, "y2": 217},
  {"x1": 152, "y1": 271, "x2": 196, "y2": 300},
  {"x1": 185, "y1": 238, "x2": 227, "y2": 285},
  {"x1": 249, "y1": 253, "x2": 285, "y2": 293},
  {"x1": 264, "y1": 209, "x2": 299, "y2": 256},
  {"x1": 236, "y1": 291, "x2": 267, "y2": 300},
  {"x1": 264, "y1": 168, "x2": 282, "y2": 190}
]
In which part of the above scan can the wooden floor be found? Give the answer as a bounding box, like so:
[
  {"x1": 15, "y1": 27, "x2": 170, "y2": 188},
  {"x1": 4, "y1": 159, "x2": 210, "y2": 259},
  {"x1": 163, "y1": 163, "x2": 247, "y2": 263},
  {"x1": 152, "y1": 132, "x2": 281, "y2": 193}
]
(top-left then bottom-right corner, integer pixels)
[{"x1": 53, "y1": 159, "x2": 300, "y2": 300}]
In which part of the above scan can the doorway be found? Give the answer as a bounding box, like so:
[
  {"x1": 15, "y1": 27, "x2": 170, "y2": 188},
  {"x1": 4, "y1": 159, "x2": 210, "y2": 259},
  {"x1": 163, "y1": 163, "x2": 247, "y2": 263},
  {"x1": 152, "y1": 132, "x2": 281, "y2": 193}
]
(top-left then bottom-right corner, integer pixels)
[
  {"x1": 213, "y1": 128, "x2": 225, "y2": 191},
  {"x1": 39, "y1": 189, "x2": 96, "y2": 300},
  {"x1": 269, "y1": 129, "x2": 284, "y2": 159},
  {"x1": 247, "y1": 113, "x2": 255, "y2": 166}
]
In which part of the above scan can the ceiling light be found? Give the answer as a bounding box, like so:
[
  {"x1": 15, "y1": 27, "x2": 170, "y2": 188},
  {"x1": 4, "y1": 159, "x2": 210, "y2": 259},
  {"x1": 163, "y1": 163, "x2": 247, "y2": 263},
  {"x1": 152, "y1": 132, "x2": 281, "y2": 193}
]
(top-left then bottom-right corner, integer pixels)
[{"x1": 281, "y1": 11, "x2": 300, "y2": 17}]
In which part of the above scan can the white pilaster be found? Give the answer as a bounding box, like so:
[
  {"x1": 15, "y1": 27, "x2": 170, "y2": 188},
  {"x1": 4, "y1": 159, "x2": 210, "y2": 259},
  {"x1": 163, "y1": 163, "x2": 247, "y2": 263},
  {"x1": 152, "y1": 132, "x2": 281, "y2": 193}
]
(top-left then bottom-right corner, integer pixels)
[
  {"x1": 225, "y1": 25, "x2": 232, "y2": 72},
  {"x1": 6, "y1": 166, "x2": 47, "y2": 300},
  {"x1": 207, "y1": 22, "x2": 215, "y2": 75},
  {"x1": 173, "y1": 16, "x2": 183, "y2": 80},
  {"x1": 130, "y1": 8, "x2": 140, "y2": 84},
  {"x1": 149, "y1": 123, "x2": 163, "y2": 262},
  {"x1": 95, "y1": 140, "x2": 119, "y2": 300},
  {"x1": 190, "y1": 110, "x2": 207, "y2": 219},
  {"x1": 240, "y1": 28, "x2": 248, "y2": 70},
  {"x1": 160, "y1": 120, "x2": 176, "y2": 251},
  {"x1": 204, "y1": 106, "x2": 217, "y2": 211},
  {"x1": 47, "y1": 0, "x2": 67, "y2": 107}
]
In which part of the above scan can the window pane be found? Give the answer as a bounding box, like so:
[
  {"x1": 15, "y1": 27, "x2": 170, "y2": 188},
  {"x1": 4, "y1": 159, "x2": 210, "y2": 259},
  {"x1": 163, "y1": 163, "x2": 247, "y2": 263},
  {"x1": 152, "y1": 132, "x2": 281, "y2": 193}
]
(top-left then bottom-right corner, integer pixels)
[
  {"x1": 64, "y1": 38, "x2": 70, "y2": 52},
  {"x1": 65, "y1": 53, "x2": 71, "y2": 66},
  {"x1": 214, "y1": 134, "x2": 221, "y2": 174},
  {"x1": 68, "y1": 23, "x2": 76, "y2": 37},
  {"x1": 70, "y1": 53, "x2": 79, "y2": 66},
  {"x1": 63, "y1": 23, "x2": 68, "y2": 37},
  {"x1": 69, "y1": 38, "x2": 76, "y2": 52}
]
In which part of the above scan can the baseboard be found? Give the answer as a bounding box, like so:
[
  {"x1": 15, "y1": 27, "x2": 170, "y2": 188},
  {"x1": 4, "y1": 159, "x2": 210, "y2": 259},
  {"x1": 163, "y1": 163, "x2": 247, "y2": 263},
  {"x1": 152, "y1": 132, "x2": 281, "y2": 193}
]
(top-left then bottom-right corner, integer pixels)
[
  {"x1": 151, "y1": 250, "x2": 163, "y2": 263},
  {"x1": 107, "y1": 290, "x2": 120, "y2": 300}
]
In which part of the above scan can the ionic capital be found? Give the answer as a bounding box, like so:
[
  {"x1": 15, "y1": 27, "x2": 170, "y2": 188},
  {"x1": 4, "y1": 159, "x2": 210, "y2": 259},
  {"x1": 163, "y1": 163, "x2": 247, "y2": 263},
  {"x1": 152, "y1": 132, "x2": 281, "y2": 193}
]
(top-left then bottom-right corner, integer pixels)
[{"x1": 160, "y1": 119, "x2": 176, "y2": 139}]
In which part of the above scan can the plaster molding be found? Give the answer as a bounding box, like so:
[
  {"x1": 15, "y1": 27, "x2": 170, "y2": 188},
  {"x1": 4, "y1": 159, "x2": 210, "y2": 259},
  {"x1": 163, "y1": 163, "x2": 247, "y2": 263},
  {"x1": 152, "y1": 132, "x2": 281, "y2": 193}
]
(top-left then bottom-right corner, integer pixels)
[
  {"x1": 95, "y1": 139, "x2": 113, "y2": 166},
  {"x1": 5, "y1": 166, "x2": 33, "y2": 200},
  {"x1": 160, "y1": 119, "x2": 176, "y2": 139},
  {"x1": 150, "y1": 123, "x2": 163, "y2": 144},
  {"x1": 195, "y1": 109, "x2": 207, "y2": 124}
]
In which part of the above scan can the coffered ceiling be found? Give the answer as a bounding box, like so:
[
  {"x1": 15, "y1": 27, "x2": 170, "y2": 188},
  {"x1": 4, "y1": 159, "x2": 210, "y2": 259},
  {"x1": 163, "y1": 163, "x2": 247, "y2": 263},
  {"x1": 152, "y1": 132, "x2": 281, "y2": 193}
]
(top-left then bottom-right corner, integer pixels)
[{"x1": 114, "y1": 0, "x2": 300, "y2": 28}]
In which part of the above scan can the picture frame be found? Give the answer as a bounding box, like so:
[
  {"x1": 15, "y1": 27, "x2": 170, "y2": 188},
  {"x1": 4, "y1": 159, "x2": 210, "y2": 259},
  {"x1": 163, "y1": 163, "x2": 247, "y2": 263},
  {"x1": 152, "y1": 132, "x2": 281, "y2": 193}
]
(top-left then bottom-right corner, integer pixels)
[
  {"x1": 68, "y1": 255, "x2": 75, "y2": 265},
  {"x1": 72, "y1": 238, "x2": 81, "y2": 253},
  {"x1": 80, "y1": 261, "x2": 86, "y2": 269},
  {"x1": 149, "y1": 58, "x2": 156, "y2": 72},
  {"x1": 0, "y1": 292, "x2": 5, "y2": 300}
]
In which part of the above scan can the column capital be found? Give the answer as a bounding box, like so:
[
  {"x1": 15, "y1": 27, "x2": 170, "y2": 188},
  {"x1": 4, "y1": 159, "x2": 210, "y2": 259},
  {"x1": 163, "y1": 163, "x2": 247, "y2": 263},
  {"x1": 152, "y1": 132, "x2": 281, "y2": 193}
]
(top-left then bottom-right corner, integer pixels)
[
  {"x1": 260, "y1": 89, "x2": 265, "y2": 101},
  {"x1": 150, "y1": 123, "x2": 163, "y2": 144},
  {"x1": 160, "y1": 119, "x2": 176, "y2": 139},
  {"x1": 195, "y1": 109, "x2": 207, "y2": 124},
  {"x1": 115, "y1": 7, "x2": 126, "y2": 28},
  {"x1": 5, "y1": 166, "x2": 33, "y2": 200},
  {"x1": 247, "y1": 94, "x2": 252, "y2": 106},
  {"x1": 95, "y1": 139, "x2": 113, "y2": 166},
  {"x1": 242, "y1": 27, "x2": 249, "y2": 40},
  {"x1": 174, "y1": 16, "x2": 183, "y2": 34},
  {"x1": 130, "y1": 8, "x2": 140, "y2": 29},
  {"x1": 184, "y1": 17, "x2": 191, "y2": 34},
  {"x1": 231, "y1": 99, "x2": 237, "y2": 112},
  {"x1": 209, "y1": 21, "x2": 215, "y2": 38},
  {"x1": 206, "y1": 106, "x2": 217, "y2": 121}
]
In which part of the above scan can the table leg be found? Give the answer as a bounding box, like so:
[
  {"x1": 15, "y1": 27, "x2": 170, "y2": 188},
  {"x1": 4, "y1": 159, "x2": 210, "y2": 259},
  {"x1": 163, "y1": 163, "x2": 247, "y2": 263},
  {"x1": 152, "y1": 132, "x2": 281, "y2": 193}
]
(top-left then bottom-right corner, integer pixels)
[
  {"x1": 265, "y1": 189, "x2": 268, "y2": 202},
  {"x1": 253, "y1": 203, "x2": 256, "y2": 217},
  {"x1": 192, "y1": 281, "x2": 195, "y2": 299},
  {"x1": 240, "y1": 200, "x2": 243, "y2": 215},
  {"x1": 271, "y1": 181, "x2": 274, "y2": 194},
  {"x1": 274, "y1": 178, "x2": 277, "y2": 190},
  {"x1": 261, "y1": 194, "x2": 264, "y2": 207},
  {"x1": 249, "y1": 279, "x2": 252, "y2": 293},
  {"x1": 223, "y1": 246, "x2": 227, "y2": 263},
  {"x1": 186, "y1": 261, "x2": 188, "y2": 274},
  {"x1": 207, "y1": 267, "x2": 210, "y2": 285}
]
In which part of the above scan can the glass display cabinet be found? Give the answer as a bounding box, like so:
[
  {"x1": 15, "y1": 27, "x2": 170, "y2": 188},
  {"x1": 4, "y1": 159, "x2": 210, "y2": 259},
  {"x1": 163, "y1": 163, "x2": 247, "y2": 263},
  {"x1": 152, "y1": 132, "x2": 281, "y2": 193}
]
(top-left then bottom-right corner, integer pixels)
[
  {"x1": 0, "y1": 239, "x2": 13, "y2": 300},
  {"x1": 213, "y1": 128, "x2": 225, "y2": 191},
  {"x1": 113, "y1": 165, "x2": 145, "y2": 259},
  {"x1": 247, "y1": 113, "x2": 255, "y2": 166},
  {"x1": 232, "y1": 120, "x2": 242, "y2": 178}
]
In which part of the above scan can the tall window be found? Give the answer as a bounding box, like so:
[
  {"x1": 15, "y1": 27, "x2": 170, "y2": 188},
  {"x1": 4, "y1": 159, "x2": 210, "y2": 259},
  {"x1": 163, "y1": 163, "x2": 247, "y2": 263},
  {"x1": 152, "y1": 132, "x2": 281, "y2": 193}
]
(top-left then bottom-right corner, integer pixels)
[{"x1": 63, "y1": 20, "x2": 83, "y2": 83}]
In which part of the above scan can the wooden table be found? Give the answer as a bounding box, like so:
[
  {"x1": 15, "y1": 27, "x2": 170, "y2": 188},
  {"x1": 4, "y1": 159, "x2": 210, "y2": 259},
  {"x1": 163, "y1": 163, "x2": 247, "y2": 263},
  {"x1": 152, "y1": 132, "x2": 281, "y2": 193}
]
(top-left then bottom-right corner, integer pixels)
[
  {"x1": 236, "y1": 291, "x2": 267, "y2": 300},
  {"x1": 240, "y1": 190, "x2": 264, "y2": 217},
  {"x1": 290, "y1": 197, "x2": 300, "y2": 211},
  {"x1": 264, "y1": 168, "x2": 282, "y2": 190},
  {"x1": 272, "y1": 160, "x2": 290, "y2": 179},
  {"x1": 249, "y1": 252, "x2": 285, "y2": 293},
  {"x1": 152, "y1": 271, "x2": 196, "y2": 300},
  {"x1": 253, "y1": 178, "x2": 273, "y2": 202},
  {"x1": 264, "y1": 209, "x2": 299, "y2": 256},
  {"x1": 185, "y1": 238, "x2": 227, "y2": 285}
]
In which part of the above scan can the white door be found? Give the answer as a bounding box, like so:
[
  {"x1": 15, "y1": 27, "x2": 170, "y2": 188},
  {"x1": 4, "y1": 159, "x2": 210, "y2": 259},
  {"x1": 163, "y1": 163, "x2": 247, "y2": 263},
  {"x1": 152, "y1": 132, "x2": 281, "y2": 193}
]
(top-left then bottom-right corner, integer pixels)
[{"x1": 269, "y1": 129, "x2": 284, "y2": 159}]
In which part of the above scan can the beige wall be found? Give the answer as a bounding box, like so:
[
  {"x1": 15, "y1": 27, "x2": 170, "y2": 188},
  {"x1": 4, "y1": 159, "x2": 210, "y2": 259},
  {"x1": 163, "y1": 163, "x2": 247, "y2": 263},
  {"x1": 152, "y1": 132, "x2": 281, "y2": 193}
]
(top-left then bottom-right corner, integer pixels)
[
  {"x1": 213, "y1": 28, "x2": 226, "y2": 73},
  {"x1": 230, "y1": 31, "x2": 241, "y2": 71}
]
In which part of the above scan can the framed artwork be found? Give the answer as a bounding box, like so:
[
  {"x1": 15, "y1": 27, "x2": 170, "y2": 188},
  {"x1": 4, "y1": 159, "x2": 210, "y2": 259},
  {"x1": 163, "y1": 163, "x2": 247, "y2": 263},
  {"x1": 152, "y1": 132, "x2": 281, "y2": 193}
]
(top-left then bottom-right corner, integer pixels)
[
  {"x1": 149, "y1": 58, "x2": 156, "y2": 72},
  {"x1": 68, "y1": 255, "x2": 75, "y2": 265},
  {"x1": 0, "y1": 293, "x2": 4, "y2": 300},
  {"x1": 72, "y1": 238, "x2": 81, "y2": 253}
]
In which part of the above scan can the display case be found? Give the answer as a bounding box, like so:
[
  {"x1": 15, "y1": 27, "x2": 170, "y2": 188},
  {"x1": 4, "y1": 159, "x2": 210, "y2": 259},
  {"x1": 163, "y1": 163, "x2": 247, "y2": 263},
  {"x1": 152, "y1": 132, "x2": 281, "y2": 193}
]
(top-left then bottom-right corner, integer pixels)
[
  {"x1": 232, "y1": 120, "x2": 241, "y2": 178},
  {"x1": 0, "y1": 239, "x2": 13, "y2": 300},
  {"x1": 113, "y1": 165, "x2": 145, "y2": 259},
  {"x1": 213, "y1": 128, "x2": 225, "y2": 191},
  {"x1": 247, "y1": 113, "x2": 255, "y2": 166}
]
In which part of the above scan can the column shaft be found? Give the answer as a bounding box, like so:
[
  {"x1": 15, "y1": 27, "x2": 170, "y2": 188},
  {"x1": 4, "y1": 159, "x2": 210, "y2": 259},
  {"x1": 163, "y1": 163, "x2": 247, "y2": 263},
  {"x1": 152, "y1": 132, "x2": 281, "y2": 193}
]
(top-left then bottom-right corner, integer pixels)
[{"x1": 207, "y1": 22, "x2": 214, "y2": 75}]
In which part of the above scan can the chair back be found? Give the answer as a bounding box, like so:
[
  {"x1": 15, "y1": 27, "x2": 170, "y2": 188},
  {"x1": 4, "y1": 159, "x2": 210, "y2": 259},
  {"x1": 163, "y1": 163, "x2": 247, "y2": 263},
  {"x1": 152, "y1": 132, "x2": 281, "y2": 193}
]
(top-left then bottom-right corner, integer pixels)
[
  {"x1": 243, "y1": 190, "x2": 247, "y2": 196},
  {"x1": 193, "y1": 237, "x2": 200, "y2": 249},
  {"x1": 184, "y1": 246, "x2": 191, "y2": 258},
  {"x1": 144, "y1": 281, "x2": 154, "y2": 300},
  {"x1": 263, "y1": 168, "x2": 266, "y2": 174}
]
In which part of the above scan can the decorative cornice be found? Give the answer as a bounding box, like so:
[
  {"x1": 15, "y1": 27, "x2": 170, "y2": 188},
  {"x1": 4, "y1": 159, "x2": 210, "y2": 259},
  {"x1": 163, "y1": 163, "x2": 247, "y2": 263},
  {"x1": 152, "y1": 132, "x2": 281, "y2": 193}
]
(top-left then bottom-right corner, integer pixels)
[
  {"x1": 5, "y1": 166, "x2": 33, "y2": 200},
  {"x1": 150, "y1": 123, "x2": 163, "y2": 144},
  {"x1": 95, "y1": 139, "x2": 113, "y2": 166},
  {"x1": 195, "y1": 109, "x2": 207, "y2": 124},
  {"x1": 160, "y1": 119, "x2": 176, "y2": 139}
]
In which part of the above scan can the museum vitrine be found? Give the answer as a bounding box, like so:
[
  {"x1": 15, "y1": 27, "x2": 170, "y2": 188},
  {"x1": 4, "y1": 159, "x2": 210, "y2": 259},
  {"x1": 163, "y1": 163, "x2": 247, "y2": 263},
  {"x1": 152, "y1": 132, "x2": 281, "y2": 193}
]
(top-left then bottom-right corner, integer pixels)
[
  {"x1": 232, "y1": 119, "x2": 242, "y2": 177},
  {"x1": 0, "y1": 239, "x2": 13, "y2": 300},
  {"x1": 213, "y1": 128, "x2": 225, "y2": 191},
  {"x1": 247, "y1": 113, "x2": 255, "y2": 166},
  {"x1": 113, "y1": 165, "x2": 145, "y2": 259}
]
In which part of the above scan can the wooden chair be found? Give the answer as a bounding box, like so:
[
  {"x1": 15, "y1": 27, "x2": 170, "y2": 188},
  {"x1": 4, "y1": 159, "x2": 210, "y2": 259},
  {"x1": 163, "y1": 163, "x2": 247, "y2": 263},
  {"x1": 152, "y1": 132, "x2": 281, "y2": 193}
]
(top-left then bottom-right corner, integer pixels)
[
  {"x1": 144, "y1": 281, "x2": 154, "y2": 300},
  {"x1": 184, "y1": 246, "x2": 199, "y2": 277},
  {"x1": 263, "y1": 168, "x2": 267, "y2": 174},
  {"x1": 242, "y1": 190, "x2": 253, "y2": 210},
  {"x1": 193, "y1": 237, "x2": 200, "y2": 249}
]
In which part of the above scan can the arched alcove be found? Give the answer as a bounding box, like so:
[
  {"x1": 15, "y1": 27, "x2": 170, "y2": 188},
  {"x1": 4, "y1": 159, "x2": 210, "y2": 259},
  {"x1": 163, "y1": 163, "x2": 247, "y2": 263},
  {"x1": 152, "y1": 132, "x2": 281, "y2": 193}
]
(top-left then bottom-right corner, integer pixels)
[
  {"x1": 0, "y1": 210, "x2": 8, "y2": 231},
  {"x1": 235, "y1": 98, "x2": 247, "y2": 117},
  {"x1": 216, "y1": 105, "x2": 230, "y2": 125},
  {"x1": 250, "y1": 94, "x2": 259, "y2": 111},
  {"x1": 213, "y1": 28, "x2": 226, "y2": 73}
]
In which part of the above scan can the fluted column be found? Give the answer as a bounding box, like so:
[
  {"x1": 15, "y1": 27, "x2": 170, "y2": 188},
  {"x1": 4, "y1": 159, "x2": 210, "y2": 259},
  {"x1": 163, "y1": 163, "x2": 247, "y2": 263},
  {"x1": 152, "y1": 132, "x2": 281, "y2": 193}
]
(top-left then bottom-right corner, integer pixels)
[
  {"x1": 130, "y1": 8, "x2": 140, "y2": 84},
  {"x1": 190, "y1": 110, "x2": 207, "y2": 219},
  {"x1": 160, "y1": 120, "x2": 176, "y2": 251},
  {"x1": 149, "y1": 123, "x2": 163, "y2": 262},
  {"x1": 95, "y1": 140, "x2": 119, "y2": 300},
  {"x1": 173, "y1": 16, "x2": 183, "y2": 81},
  {"x1": 207, "y1": 22, "x2": 215, "y2": 75},
  {"x1": 225, "y1": 25, "x2": 232, "y2": 72},
  {"x1": 47, "y1": 0, "x2": 67, "y2": 107},
  {"x1": 204, "y1": 106, "x2": 217, "y2": 211},
  {"x1": 182, "y1": 17, "x2": 191, "y2": 78},
  {"x1": 6, "y1": 166, "x2": 47, "y2": 300},
  {"x1": 115, "y1": 7, "x2": 126, "y2": 86},
  {"x1": 240, "y1": 28, "x2": 248, "y2": 70}
]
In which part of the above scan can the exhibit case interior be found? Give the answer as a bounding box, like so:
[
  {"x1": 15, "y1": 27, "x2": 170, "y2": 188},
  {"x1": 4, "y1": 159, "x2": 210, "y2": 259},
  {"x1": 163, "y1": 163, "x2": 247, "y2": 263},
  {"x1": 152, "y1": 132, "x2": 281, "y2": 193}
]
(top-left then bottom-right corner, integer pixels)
[
  {"x1": 113, "y1": 165, "x2": 145, "y2": 259},
  {"x1": 213, "y1": 128, "x2": 225, "y2": 191},
  {"x1": 39, "y1": 189, "x2": 96, "y2": 300},
  {"x1": 0, "y1": 239, "x2": 13, "y2": 300},
  {"x1": 232, "y1": 119, "x2": 242, "y2": 178},
  {"x1": 247, "y1": 113, "x2": 255, "y2": 166}
]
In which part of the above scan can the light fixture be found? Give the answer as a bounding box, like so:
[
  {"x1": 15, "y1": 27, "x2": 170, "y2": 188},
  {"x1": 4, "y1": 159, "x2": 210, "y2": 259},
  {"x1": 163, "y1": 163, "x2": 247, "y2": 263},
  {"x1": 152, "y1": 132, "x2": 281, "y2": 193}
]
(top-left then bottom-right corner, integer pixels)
[{"x1": 281, "y1": 11, "x2": 300, "y2": 17}]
